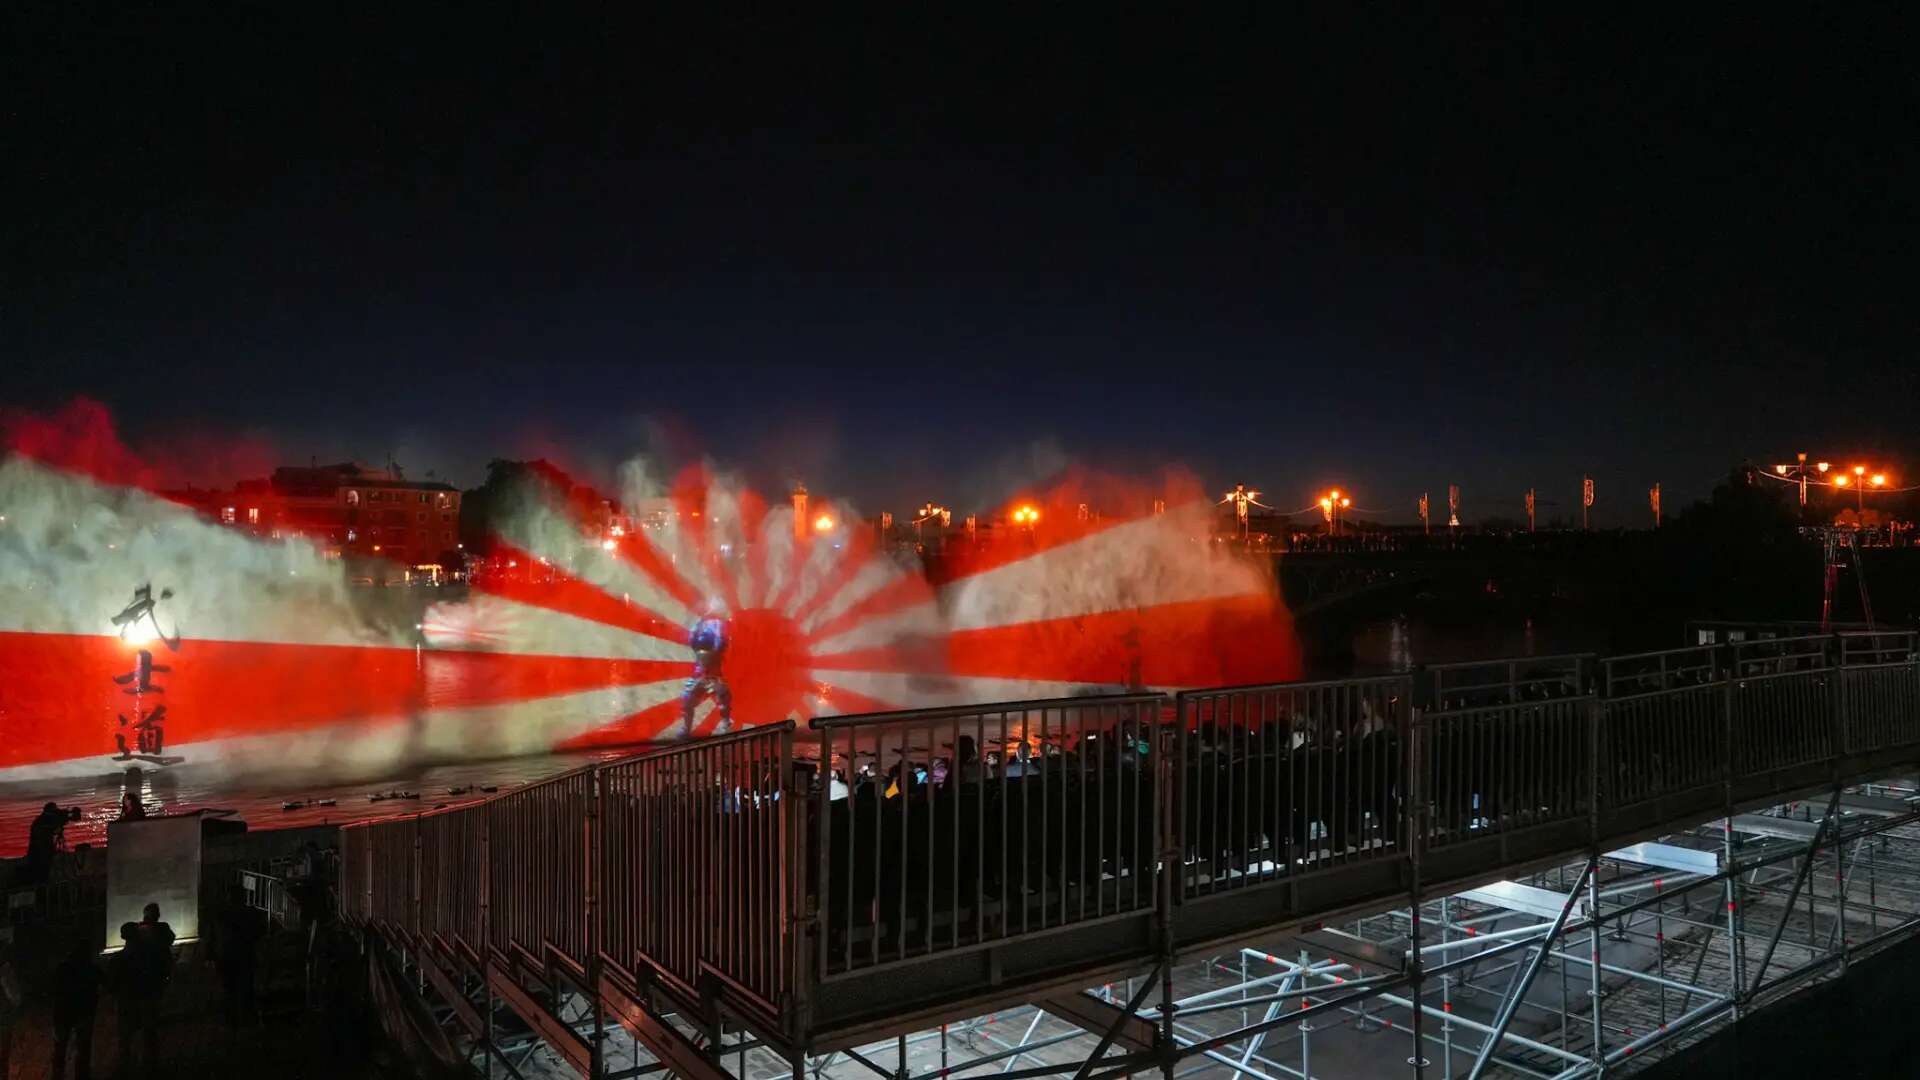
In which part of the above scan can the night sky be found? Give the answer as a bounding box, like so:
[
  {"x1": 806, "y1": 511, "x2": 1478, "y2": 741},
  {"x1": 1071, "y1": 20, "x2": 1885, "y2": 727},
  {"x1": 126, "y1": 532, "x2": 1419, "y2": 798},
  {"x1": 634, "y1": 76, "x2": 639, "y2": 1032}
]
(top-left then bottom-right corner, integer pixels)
[{"x1": 7, "y1": 9, "x2": 1916, "y2": 523}]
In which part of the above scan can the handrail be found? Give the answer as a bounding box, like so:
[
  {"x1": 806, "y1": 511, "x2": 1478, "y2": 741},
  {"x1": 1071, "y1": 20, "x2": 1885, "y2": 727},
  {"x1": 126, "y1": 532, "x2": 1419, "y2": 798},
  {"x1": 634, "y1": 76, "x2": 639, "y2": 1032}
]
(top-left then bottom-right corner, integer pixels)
[{"x1": 339, "y1": 628, "x2": 1920, "y2": 1049}]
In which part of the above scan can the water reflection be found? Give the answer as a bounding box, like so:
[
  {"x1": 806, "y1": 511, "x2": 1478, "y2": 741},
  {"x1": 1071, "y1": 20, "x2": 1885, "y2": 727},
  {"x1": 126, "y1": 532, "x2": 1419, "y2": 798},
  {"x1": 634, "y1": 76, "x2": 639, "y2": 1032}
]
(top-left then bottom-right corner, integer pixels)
[{"x1": 0, "y1": 745, "x2": 642, "y2": 857}]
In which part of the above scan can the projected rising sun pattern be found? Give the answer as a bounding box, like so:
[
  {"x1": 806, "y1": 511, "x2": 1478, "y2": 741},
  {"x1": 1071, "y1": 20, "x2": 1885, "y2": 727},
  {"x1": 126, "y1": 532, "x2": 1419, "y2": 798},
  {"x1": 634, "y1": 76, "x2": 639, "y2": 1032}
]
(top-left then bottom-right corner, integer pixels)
[{"x1": 0, "y1": 433, "x2": 1299, "y2": 781}]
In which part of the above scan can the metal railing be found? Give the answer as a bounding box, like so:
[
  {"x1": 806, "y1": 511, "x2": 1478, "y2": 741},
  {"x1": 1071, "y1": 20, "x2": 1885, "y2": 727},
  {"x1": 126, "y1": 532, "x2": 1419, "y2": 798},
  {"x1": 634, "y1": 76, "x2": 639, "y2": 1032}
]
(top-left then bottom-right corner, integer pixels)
[
  {"x1": 1840, "y1": 631, "x2": 1920, "y2": 753},
  {"x1": 600, "y1": 724, "x2": 796, "y2": 1011},
  {"x1": 1429, "y1": 652, "x2": 1591, "y2": 707},
  {"x1": 1419, "y1": 695, "x2": 1592, "y2": 849},
  {"x1": 809, "y1": 697, "x2": 1165, "y2": 977},
  {"x1": 339, "y1": 631, "x2": 1920, "y2": 1045},
  {"x1": 1177, "y1": 676, "x2": 1410, "y2": 896}
]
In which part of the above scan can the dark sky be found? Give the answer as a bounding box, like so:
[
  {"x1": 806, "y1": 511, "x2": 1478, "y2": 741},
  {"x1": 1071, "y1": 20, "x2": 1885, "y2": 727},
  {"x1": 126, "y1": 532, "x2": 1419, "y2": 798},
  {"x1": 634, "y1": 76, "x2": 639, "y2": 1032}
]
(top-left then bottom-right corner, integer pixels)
[{"x1": 7, "y1": 8, "x2": 1917, "y2": 522}]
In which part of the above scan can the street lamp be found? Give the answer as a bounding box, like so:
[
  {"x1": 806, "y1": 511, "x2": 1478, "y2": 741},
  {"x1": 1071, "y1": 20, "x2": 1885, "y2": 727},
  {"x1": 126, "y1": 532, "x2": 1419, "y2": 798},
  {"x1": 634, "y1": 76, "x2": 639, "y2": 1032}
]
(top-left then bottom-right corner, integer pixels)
[
  {"x1": 1834, "y1": 466, "x2": 1893, "y2": 518},
  {"x1": 1772, "y1": 453, "x2": 1830, "y2": 506},
  {"x1": 1320, "y1": 490, "x2": 1352, "y2": 536}
]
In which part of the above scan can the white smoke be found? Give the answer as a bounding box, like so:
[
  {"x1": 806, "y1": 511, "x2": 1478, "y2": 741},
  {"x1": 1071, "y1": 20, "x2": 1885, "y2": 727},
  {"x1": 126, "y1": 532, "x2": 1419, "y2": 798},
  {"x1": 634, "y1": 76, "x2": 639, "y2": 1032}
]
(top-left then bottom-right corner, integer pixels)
[
  {"x1": 941, "y1": 499, "x2": 1271, "y2": 632},
  {"x1": 0, "y1": 456, "x2": 406, "y2": 649}
]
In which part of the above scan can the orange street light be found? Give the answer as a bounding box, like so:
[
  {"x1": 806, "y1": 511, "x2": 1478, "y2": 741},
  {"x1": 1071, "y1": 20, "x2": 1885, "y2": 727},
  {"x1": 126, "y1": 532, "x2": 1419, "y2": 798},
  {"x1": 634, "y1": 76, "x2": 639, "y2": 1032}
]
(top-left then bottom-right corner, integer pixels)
[
  {"x1": 813, "y1": 513, "x2": 835, "y2": 533},
  {"x1": 1872, "y1": 474, "x2": 1888, "y2": 487},
  {"x1": 1817, "y1": 462, "x2": 1831, "y2": 473},
  {"x1": 1854, "y1": 465, "x2": 1867, "y2": 477},
  {"x1": 1321, "y1": 490, "x2": 1353, "y2": 536},
  {"x1": 1834, "y1": 474, "x2": 1850, "y2": 487}
]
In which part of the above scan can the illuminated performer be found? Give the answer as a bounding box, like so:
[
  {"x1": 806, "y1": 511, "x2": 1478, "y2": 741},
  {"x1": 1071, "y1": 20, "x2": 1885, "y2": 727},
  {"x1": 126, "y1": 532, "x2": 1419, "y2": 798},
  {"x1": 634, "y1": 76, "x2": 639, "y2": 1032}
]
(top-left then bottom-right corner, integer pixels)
[{"x1": 679, "y1": 602, "x2": 733, "y2": 735}]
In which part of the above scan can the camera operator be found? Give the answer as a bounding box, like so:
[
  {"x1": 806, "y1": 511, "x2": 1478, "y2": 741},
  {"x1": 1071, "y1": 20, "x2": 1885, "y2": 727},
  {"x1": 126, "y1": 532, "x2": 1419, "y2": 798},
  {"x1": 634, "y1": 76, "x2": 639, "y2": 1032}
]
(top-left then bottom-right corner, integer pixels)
[{"x1": 23, "y1": 801, "x2": 80, "y2": 884}]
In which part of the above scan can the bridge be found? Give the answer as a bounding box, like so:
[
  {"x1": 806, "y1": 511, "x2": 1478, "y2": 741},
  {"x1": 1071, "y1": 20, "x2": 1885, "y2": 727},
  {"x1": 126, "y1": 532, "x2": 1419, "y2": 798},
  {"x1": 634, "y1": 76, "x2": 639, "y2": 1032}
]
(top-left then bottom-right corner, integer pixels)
[{"x1": 340, "y1": 630, "x2": 1920, "y2": 1079}]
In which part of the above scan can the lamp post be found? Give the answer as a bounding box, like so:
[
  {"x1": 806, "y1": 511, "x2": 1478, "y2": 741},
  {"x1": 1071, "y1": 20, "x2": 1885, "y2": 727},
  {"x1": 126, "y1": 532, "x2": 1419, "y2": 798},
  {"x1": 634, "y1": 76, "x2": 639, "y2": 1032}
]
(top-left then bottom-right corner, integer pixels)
[
  {"x1": 1832, "y1": 465, "x2": 1890, "y2": 519},
  {"x1": 1772, "y1": 453, "x2": 1832, "y2": 508},
  {"x1": 1319, "y1": 490, "x2": 1352, "y2": 537}
]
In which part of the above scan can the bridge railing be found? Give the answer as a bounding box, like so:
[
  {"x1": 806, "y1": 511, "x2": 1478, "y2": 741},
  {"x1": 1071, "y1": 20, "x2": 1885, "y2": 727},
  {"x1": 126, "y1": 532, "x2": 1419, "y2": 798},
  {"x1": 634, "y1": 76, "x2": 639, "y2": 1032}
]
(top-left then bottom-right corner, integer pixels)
[
  {"x1": 339, "y1": 632, "x2": 1920, "y2": 1048},
  {"x1": 1728, "y1": 636, "x2": 1835, "y2": 781},
  {"x1": 1176, "y1": 676, "x2": 1411, "y2": 898},
  {"x1": 1599, "y1": 647, "x2": 1726, "y2": 811},
  {"x1": 807, "y1": 696, "x2": 1166, "y2": 979},
  {"x1": 599, "y1": 723, "x2": 797, "y2": 1014},
  {"x1": 1429, "y1": 652, "x2": 1592, "y2": 707},
  {"x1": 485, "y1": 766, "x2": 596, "y2": 974},
  {"x1": 1418, "y1": 695, "x2": 1593, "y2": 850},
  {"x1": 1840, "y1": 631, "x2": 1920, "y2": 754},
  {"x1": 419, "y1": 802, "x2": 485, "y2": 959}
]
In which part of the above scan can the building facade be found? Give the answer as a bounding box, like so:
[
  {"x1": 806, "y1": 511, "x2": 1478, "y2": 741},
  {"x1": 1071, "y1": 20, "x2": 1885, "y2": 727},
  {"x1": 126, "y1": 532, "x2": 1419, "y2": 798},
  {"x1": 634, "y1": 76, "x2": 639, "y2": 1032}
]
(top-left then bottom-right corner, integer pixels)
[{"x1": 206, "y1": 463, "x2": 463, "y2": 576}]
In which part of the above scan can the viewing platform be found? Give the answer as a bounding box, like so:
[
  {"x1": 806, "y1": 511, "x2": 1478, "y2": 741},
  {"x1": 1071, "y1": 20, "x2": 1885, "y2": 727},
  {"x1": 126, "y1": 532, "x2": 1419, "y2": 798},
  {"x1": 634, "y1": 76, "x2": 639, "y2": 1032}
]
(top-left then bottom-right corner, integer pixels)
[{"x1": 338, "y1": 629, "x2": 1920, "y2": 1078}]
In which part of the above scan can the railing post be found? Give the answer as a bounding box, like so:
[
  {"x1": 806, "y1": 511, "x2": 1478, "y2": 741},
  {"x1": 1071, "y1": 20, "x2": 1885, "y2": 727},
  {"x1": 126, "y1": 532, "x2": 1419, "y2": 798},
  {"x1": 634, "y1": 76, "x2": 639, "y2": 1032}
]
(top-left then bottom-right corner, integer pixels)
[
  {"x1": 1407, "y1": 705, "x2": 1426, "y2": 874},
  {"x1": 586, "y1": 765, "x2": 605, "y2": 1080},
  {"x1": 1587, "y1": 693, "x2": 1602, "y2": 845},
  {"x1": 1721, "y1": 644, "x2": 1737, "y2": 808},
  {"x1": 412, "y1": 814, "x2": 424, "y2": 938},
  {"x1": 1405, "y1": 699, "x2": 1428, "y2": 1079},
  {"x1": 1831, "y1": 634, "x2": 1849, "y2": 765},
  {"x1": 479, "y1": 806, "x2": 491, "y2": 969},
  {"x1": 784, "y1": 724, "x2": 813, "y2": 1042}
]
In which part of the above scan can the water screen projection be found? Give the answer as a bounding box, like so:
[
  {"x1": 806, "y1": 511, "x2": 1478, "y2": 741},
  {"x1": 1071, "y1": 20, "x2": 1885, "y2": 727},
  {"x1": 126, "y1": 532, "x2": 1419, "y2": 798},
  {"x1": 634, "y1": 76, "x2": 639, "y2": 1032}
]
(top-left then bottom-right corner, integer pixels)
[{"x1": 0, "y1": 406, "x2": 1300, "y2": 786}]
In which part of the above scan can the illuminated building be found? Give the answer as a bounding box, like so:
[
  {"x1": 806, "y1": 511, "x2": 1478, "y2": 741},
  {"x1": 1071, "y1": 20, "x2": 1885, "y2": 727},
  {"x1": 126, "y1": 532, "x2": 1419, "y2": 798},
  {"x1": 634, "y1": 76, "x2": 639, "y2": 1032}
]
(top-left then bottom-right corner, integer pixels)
[{"x1": 196, "y1": 462, "x2": 462, "y2": 571}]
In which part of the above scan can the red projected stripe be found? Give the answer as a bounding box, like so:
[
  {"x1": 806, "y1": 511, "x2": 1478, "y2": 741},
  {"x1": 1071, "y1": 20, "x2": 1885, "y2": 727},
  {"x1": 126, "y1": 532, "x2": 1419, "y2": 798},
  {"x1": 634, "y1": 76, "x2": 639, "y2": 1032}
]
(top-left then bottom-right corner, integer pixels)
[
  {"x1": 0, "y1": 631, "x2": 689, "y2": 769},
  {"x1": 943, "y1": 594, "x2": 1299, "y2": 689},
  {"x1": 482, "y1": 542, "x2": 688, "y2": 644}
]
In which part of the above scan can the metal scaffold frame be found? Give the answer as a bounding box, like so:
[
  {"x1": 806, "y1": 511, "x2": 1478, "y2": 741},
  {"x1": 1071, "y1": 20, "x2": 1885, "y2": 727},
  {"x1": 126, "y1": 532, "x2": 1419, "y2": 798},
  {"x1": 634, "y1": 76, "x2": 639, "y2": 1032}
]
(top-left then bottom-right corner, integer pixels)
[{"x1": 338, "y1": 629, "x2": 1920, "y2": 1079}]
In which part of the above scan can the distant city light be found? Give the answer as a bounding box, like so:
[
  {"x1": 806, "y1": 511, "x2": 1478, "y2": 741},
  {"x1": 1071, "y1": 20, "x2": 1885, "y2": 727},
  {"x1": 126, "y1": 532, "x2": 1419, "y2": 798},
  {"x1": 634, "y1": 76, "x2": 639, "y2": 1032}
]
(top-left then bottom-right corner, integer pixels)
[
  {"x1": 813, "y1": 513, "x2": 835, "y2": 533},
  {"x1": 601, "y1": 538, "x2": 617, "y2": 551},
  {"x1": 1872, "y1": 474, "x2": 1888, "y2": 487},
  {"x1": 1817, "y1": 462, "x2": 1831, "y2": 472},
  {"x1": 1834, "y1": 475, "x2": 1850, "y2": 487}
]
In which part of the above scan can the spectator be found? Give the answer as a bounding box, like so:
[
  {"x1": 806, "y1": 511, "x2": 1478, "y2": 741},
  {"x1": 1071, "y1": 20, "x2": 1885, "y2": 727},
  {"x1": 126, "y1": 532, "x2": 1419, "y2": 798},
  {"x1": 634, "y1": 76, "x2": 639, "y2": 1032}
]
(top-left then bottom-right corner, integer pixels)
[
  {"x1": 0, "y1": 941, "x2": 21, "y2": 1078},
  {"x1": 26, "y1": 800, "x2": 75, "y2": 882},
  {"x1": 115, "y1": 904, "x2": 175, "y2": 1074},
  {"x1": 52, "y1": 936, "x2": 101, "y2": 1080}
]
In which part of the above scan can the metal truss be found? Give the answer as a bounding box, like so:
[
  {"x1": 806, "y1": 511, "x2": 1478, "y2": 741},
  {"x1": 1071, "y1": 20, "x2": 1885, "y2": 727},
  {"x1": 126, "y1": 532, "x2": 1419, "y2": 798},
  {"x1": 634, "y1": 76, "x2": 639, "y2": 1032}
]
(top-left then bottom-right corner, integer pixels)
[{"x1": 377, "y1": 778, "x2": 1920, "y2": 1080}]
